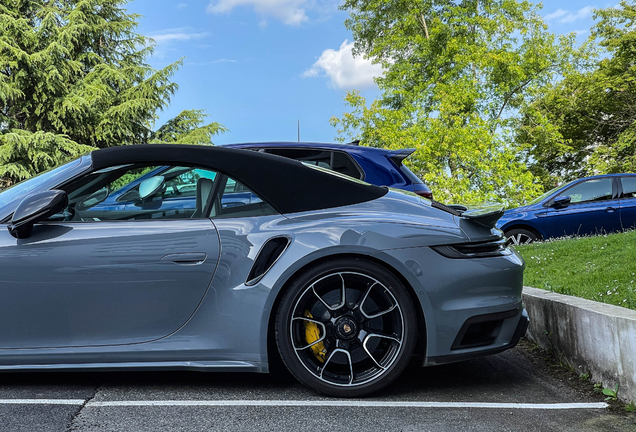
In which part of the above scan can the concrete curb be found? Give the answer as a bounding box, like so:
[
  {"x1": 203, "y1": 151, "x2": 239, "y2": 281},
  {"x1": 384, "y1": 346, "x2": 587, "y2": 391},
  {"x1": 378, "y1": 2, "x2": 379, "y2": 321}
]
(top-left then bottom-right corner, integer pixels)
[{"x1": 522, "y1": 286, "x2": 636, "y2": 403}]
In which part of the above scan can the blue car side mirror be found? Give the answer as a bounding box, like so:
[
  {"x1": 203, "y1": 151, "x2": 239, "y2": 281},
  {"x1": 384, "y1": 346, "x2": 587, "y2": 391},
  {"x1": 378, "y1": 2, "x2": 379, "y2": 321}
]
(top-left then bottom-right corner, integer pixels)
[
  {"x1": 8, "y1": 190, "x2": 68, "y2": 239},
  {"x1": 553, "y1": 195, "x2": 571, "y2": 208}
]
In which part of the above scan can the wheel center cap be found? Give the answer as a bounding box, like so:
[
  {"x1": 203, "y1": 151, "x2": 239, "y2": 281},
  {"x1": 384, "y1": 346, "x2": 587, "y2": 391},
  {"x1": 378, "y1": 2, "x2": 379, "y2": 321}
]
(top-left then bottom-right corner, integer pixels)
[{"x1": 335, "y1": 316, "x2": 359, "y2": 340}]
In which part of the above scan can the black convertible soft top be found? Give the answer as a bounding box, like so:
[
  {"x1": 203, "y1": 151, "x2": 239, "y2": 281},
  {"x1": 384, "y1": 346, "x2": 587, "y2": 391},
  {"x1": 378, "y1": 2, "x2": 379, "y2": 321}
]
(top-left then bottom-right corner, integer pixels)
[{"x1": 91, "y1": 144, "x2": 388, "y2": 214}]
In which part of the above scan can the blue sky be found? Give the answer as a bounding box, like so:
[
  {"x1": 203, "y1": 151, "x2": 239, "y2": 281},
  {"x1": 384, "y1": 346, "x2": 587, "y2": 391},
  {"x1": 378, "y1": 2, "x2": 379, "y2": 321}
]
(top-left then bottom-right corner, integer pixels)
[{"x1": 127, "y1": 0, "x2": 615, "y2": 145}]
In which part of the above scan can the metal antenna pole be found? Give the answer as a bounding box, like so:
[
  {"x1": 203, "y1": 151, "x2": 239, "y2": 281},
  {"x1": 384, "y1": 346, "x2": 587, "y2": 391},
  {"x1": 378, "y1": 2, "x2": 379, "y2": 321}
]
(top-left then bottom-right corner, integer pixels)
[{"x1": 297, "y1": 120, "x2": 300, "y2": 142}]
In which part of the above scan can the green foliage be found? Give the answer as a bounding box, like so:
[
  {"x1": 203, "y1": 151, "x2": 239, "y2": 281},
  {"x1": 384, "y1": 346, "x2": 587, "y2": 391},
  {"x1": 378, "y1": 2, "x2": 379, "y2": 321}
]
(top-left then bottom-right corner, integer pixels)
[
  {"x1": 108, "y1": 165, "x2": 154, "y2": 192},
  {"x1": 518, "y1": 1, "x2": 636, "y2": 185},
  {"x1": 151, "y1": 110, "x2": 228, "y2": 145},
  {"x1": 515, "y1": 231, "x2": 636, "y2": 310},
  {"x1": 332, "y1": 0, "x2": 580, "y2": 206},
  {"x1": 602, "y1": 384, "x2": 620, "y2": 401},
  {"x1": 595, "y1": 383, "x2": 620, "y2": 401},
  {"x1": 0, "y1": 130, "x2": 91, "y2": 188},
  {"x1": 0, "y1": 0, "x2": 225, "y2": 188}
]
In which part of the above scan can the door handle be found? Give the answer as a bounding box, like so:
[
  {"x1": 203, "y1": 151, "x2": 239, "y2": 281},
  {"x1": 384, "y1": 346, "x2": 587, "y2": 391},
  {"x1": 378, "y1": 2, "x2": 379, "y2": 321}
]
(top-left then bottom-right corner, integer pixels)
[
  {"x1": 605, "y1": 207, "x2": 617, "y2": 212},
  {"x1": 161, "y1": 253, "x2": 207, "y2": 265}
]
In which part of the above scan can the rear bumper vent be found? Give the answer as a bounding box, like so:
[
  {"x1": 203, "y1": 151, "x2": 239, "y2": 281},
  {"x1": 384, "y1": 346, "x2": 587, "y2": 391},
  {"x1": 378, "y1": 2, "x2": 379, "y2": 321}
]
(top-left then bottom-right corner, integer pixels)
[
  {"x1": 245, "y1": 236, "x2": 291, "y2": 286},
  {"x1": 451, "y1": 308, "x2": 520, "y2": 350}
]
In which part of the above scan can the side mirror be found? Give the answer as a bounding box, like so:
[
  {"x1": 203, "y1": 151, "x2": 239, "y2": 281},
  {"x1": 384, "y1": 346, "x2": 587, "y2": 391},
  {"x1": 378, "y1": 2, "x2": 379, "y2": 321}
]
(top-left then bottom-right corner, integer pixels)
[
  {"x1": 138, "y1": 176, "x2": 165, "y2": 201},
  {"x1": 553, "y1": 195, "x2": 571, "y2": 208},
  {"x1": 8, "y1": 190, "x2": 68, "y2": 239}
]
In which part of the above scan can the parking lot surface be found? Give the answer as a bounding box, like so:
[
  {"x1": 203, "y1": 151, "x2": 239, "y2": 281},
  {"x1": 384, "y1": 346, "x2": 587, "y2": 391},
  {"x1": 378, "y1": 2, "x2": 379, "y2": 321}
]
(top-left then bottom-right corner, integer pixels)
[{"x1": 0, "y1": 342, "x2": 634, "y2": 432}]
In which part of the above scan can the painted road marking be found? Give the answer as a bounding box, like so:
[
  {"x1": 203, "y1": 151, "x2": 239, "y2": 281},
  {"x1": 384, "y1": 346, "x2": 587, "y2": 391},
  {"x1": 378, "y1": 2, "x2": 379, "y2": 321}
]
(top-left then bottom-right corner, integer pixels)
[
  {"x1": 0, "y1": 399, "x2": 85, "y2": 405},
  {"x1": 0, "y1": 399, "x2": 609, "y2": 409}
]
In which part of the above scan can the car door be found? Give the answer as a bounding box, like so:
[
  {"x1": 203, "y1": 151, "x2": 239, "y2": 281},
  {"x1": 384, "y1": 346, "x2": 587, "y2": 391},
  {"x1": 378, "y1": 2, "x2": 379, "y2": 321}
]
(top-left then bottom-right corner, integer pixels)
[
  {"x1": 618, "y1": 176, "x2": 636, "y2": 231},
  {"x1": 544, "y1": 177, "x2": 621, "y2": 238},
  {"x1": 0, "y1": 165, "x2": 221, "y2": 349}
]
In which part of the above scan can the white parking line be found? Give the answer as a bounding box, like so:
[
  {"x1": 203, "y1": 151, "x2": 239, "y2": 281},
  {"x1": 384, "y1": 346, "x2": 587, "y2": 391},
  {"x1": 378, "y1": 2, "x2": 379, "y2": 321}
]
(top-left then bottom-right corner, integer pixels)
[
  {"x1": 0, "y1": 399, "x2": 609, "y2": 409},
  {"x1": 0, "y1": 399, "x2": 85, "y2": 405}
]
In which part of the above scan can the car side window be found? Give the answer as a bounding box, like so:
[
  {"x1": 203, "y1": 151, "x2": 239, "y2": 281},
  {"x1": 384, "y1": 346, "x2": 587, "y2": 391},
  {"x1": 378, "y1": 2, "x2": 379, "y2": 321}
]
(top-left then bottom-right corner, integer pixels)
[
  {"x1": 212, "y1": 176, "x2": 276, "y2": 219},
  {"x1": 331, "y1": 152, "x2": 363, "y2": 179},
  {"x1": 50, "y1": 164, "x2": 219, "y2": 221},
  {"x1": 562, "y1": 178, "x2": 613, "y2": 204},
  {"x1": 266, "y1": 148, "x2": 331, "y2": 169},
  {"x1": 264, "y1": 148, "x2": 363, "y2": 180},
  {"x1": 621, "y1": 177, "x2": 636, "y2": 199}
]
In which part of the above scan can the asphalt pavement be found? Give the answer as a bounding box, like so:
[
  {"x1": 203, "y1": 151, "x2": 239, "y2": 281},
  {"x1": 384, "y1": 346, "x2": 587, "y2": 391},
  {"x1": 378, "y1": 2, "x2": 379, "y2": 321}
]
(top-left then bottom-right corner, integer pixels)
[{"x1": 0, "y1": 341, "x2": 634, "y2": 432}]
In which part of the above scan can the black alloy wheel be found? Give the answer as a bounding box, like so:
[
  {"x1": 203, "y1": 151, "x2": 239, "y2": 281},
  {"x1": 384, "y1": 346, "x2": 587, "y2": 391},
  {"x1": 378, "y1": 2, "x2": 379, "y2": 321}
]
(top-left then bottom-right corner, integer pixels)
[{"x1": 275, "y1": 257, "x2": 417, "y2": 397}]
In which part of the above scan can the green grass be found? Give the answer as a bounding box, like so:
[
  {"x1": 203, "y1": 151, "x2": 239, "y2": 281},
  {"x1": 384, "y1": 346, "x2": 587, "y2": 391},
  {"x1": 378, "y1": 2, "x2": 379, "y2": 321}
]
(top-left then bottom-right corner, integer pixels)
[{"x1": 515, "y1": 230, "x2": 636, "y2": 311}]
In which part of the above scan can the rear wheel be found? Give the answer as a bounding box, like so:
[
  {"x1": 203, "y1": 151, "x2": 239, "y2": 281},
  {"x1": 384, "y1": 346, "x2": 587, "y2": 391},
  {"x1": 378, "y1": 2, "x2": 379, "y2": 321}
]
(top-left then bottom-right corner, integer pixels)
[
  {"x1": 505, "y1": 228, "x2": 539, "y2": 246},
  {"x1": 275, "y1": 257, "x2": 417, "y2": 397}
]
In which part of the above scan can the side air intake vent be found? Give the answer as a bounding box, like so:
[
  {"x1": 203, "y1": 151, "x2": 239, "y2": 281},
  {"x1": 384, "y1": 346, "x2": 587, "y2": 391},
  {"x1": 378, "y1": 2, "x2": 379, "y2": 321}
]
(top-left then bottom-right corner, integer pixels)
[{"x1": 246, "y1": 236, "x2": 291, "y2": 286}]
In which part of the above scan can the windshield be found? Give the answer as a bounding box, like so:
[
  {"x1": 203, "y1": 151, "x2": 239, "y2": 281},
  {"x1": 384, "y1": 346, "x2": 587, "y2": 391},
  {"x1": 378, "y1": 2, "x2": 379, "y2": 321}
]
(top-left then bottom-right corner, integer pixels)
[
  {"x1": 0, "y1": 159, "x2": 83, "y2": 209},
  {"x1": 526, "y1": 182, "x2": 572, "y2": 206}
]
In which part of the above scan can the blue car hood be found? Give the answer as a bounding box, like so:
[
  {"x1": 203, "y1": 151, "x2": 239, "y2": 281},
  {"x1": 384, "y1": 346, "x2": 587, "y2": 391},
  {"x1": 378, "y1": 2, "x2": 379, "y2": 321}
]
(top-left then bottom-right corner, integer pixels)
[
  {"x1": 496, "y1": 205, "x2": 536, "y2": 228},
  {"x1": 504, "y1": 205, "x2": 532, "y2": 214}
]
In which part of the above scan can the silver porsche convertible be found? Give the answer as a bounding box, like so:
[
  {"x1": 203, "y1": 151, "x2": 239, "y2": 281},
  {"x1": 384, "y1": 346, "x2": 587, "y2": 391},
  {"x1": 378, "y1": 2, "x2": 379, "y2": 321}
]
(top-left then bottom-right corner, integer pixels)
[{"x1": 0, "y1": 145, "x2": 528, "y2": 397}]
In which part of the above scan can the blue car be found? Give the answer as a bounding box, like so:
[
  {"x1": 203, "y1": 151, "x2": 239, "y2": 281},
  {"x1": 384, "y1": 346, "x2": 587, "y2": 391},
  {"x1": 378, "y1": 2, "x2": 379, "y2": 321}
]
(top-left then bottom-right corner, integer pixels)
[
  {"x1": 226, "y1": 142, "x2": 433, "y2": 199},
  {"x1": 498, "y1": 174, "x2": 636, "y2": 245}
]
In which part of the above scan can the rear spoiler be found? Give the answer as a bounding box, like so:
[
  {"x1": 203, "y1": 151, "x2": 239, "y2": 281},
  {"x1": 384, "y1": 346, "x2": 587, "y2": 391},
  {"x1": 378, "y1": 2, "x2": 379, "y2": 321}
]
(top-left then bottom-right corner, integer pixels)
[
  {"x1": 387, "y1": 148, "x2": 416, "y2": 166},
  {"x1": 461, "y1": 203, "x2": 505, "y2": 229}
]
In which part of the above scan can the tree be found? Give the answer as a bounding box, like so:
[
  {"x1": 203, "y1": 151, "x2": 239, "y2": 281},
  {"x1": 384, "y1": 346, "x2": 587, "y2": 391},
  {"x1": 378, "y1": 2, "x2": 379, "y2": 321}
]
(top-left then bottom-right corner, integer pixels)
[
  {"x1": 150, "y1": 110, "x2": 228, "y2": 145},
  {"x1": 518, "y1": 1, "x2": 636, "y2": 185},
  {"x1": 0, "y1": 0, "x2": 225, "y2": 188},
  {"x1": 332, "y1": 0, "x2": 580, "y2": 206}
]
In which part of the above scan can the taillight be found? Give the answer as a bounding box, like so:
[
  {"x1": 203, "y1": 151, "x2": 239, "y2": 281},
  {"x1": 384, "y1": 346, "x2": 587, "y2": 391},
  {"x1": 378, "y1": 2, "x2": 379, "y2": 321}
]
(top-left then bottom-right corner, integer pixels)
[
  {"x1": 415, "y1": 190, "x2": 433, "y2": 199},
  {"x1": 431, "y1": 239, "x2": 512, "y2": 259}
]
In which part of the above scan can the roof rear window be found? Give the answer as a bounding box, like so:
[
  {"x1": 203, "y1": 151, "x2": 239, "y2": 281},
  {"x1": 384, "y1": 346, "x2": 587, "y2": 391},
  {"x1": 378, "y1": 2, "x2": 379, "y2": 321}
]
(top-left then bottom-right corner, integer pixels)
[{"x1": 399, "y1": 165, "x2": 423, "y2": 185}]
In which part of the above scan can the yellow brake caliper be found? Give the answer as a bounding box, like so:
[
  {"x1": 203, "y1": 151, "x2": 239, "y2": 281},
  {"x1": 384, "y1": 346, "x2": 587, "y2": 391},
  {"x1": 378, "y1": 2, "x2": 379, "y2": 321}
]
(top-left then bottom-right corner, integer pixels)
[{"x1": 304, "y1": 310, "x2": 327, "y2": 363}]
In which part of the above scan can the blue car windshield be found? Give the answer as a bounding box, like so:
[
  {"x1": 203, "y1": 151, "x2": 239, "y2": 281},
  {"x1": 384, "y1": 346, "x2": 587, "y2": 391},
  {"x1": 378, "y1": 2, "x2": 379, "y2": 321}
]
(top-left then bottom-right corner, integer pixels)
[
  {"x1": 0, "y1": 159, "x2": 82, "y2": 208},
  {"x1": 526, "y1": 182, "x2": 571, "y2": 206}
]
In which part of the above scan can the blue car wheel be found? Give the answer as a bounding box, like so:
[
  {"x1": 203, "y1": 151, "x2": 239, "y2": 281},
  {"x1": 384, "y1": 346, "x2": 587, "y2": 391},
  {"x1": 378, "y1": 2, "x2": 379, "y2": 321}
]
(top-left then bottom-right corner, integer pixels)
[{"x1": 505, "y1": 228, "x2": 540, "y2": 246}]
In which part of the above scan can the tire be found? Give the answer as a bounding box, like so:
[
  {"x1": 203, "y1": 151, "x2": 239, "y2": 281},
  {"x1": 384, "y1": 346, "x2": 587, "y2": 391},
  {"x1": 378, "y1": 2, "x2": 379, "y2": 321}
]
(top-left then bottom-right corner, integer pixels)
[
  {"x1": 505, "y1": 228, "x2": 540, "y2": 246},
  {"x1": 275, "y1": 257, "x2": 418, "y2": 397}
]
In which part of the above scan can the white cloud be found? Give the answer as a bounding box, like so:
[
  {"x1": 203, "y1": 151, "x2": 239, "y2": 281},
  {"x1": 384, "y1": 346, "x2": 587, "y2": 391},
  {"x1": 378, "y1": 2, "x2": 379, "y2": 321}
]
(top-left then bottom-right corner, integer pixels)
[
  {"x1": 561, "y1": 6, "x2": 593, "y2": 23},
  {"x1": 147, "y1": 29, "x2": 209, "y2": 59},
  {"x1": 177, "y1": 3, "x2": 188, "y2": 9},
  {"x1": 149, "y1": 31, "x2": 208, "y2": 43},
  {"x1": 302, "y1": 40, "x2": 383, "y2": 90},
  {"x1": 544, "y1": 6, "x2": 593, "y2": 23},
  {"x1": 207, "y1": 0, "x2": 309, "y2": 26},
  {"x1": 544, "y1": 8, "x2": 568, "y2": 21}
]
